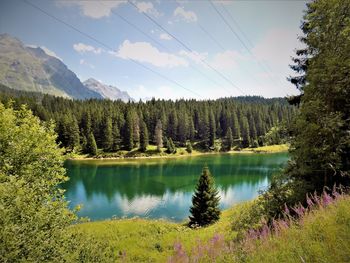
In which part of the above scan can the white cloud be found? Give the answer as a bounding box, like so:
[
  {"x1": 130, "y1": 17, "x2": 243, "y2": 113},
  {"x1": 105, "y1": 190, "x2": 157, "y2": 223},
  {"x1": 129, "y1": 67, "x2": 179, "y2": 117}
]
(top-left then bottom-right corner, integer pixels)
[
  {"x1": 173, "y1": 7, "x2": 197, "y2": 22},
  {"x1": 26, "y1": 45, "x2": 62, "y2": 61},
  {"x1": 211, "y1": 50, "x2": 242, "y2": 70},
  {"x1": 79, "y1": 59, "x2": 95, "y2": 69},
  {"x1": 115, "y1": 40, "x2": 188, "y2": 68},
  {"x1": 159, "y1": 33, "x2": 172, "y2": 40},
  {"x1": 57, "y1": 1, "x2": 126, "y2": 19},
  {"x1": 252, "y1": 28, "x2": 302, "y2": 66},
  {"x1": 179, "y1": 50, "x2": 207, "y2": 65},
  {"x1": 135, "y1": 1, "x2": 161, "y2": 17},
  {"x1": 73, "y1": 43, "x2": 102, "y2": 54}
]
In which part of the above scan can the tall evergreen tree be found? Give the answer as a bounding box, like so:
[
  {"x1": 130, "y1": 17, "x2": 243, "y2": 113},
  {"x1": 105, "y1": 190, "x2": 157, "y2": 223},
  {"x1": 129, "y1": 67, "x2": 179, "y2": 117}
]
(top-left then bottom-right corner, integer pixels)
[
  {"x1": 167, "y1": 109, "x2": 178, "y2": 141},
  {"x1": 154, "y1": 120, "x2": 163, "y2": 152},
  {"x1": 139, "y1": 120, "x2": 149, "y2": 152},
  {"x1": 224, "y1": 127, "x2": 233, "y2": 151},
  {"x1": 111, "y1": 121, "x2": 121, "y2": 152},
  {"x1": 85, "y1": 132, "x2": 97, "y2": 156},
  {"x1": 240, "y1": 116, "x2": 251, "y2": 147},
  {"x1": 189, "y1": 167, "x2": 220, "y2": 227},
  {"x1": 209, "y1": 110, "x2": 216, "y2": 148},
  {"x1": 188, "y1": 117, "x2": 195, "y2": 142},
  {"x1": 232, "y1": 111, "x2": 241, "y2": 139},
  {"x1": 285, "y1": 0, "x2": 350, "y2": 192},
  {"x1": 177, "y1": 111, "x2": 188, "y2": 146},
  {"x1": 123, "y1": 112, "x2": 134, "y2": 150},
  {"x1": 101, "y1": 116, "x2": 113, "y2": 151}
]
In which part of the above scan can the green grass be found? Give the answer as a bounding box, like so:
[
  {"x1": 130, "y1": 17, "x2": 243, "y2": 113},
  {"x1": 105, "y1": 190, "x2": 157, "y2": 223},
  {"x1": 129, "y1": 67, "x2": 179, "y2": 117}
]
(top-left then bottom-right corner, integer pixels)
[
  {"x1": 72, "y1": 195, "x2": 350, "y2": 262},
  {"x1": 71, "y1": 202, "x2": 246, "y2": 262},
  {"x1": 245, "y1": 144, "x2": 289, "y2": 153},
  {"x1": 246, "y1": 195, "x2": 350, "y2": 263},
  {"x1": 69, "y1": 143, "x2": 289, "y2": 160}
]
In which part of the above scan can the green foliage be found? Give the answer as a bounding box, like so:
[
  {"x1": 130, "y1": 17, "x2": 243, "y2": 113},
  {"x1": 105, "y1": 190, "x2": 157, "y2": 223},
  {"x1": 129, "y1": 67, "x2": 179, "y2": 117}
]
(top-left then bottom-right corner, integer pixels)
[
  {"x1": 166, "y1": 137, "x2": 176, "y2": 154},
  {"x1": 0, "y1": 103, "x2": 116, "y2": 262},
  {"x1": 0, "y1": 85, "x2": 296, "y2": 157},
  {"x1": 263, "y1": 125, "x2": 289, "y2": 146},
  {"x1": 224, "y1": 127, "x2": 233, "y2": 151},
  {"x1": 186, "y1": 142, "x2": 193, "y2": 153},
  {"x1": 289, "y1": 0, "x2": 350, "y2": 189},
  {"x1": 124, "y1": 111, "x2": 134, "y2": 150},
  {"x1": 154, "y1": 120, "x2": 163, "y2": 152},
  {"x1": 57, "y1": 114, "x2": 80, "y2": 152},
  {"x1": 100, "y1": 115, "x2": 113, "y2": 151},
  {"x1": 209, "y1": 110, "x2": 216, "y2": 148},
  {"x1": 189, "y1": 167, "x2": 221, "y2": 227},
  {"x1": 85, "y1": 132, "x2": 97, "y2": 156},
  {"x1": 139, "y1": 120, "x2": 149, "y2": 152}
]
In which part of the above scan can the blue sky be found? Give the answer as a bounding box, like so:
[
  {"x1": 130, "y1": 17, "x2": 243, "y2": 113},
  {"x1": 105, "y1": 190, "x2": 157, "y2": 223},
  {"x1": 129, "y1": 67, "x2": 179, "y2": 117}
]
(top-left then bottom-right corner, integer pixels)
[{"x1": 0, "y1": 0, "x2": 307, "y2": 100}]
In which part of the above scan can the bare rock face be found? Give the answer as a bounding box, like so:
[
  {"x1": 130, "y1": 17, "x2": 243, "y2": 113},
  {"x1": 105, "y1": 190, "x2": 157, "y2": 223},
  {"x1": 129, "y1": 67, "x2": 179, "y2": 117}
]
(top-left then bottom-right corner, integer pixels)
[
  {"x1": 83, "y1": 78, "x2": 133, "y2": 102},
  {"x1": 0, "y1": 34, "x2": 102, "y2": 99}
]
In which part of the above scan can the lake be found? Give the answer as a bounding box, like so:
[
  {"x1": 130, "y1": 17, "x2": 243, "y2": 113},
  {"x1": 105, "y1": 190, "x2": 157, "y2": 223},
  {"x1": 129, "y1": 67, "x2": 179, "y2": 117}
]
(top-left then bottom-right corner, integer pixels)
[{"x1": 63, "y1": 152, "x2": 289, "y2": 222}]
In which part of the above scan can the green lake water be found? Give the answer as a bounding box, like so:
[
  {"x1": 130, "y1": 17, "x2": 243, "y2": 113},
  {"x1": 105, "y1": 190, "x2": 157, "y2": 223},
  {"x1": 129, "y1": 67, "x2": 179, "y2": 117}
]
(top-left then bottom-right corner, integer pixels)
[{"x1": 63, "y1": 153, "x2": 289, "y2": 222}]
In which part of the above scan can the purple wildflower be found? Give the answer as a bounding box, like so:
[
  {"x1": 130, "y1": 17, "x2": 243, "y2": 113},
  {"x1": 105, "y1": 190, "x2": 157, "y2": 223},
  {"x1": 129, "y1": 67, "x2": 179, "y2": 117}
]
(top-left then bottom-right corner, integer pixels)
[
  {"x1": 322, "y1": 191, "x2": 333, "y2": 206},
  {"x1": 306, "y1": 194, "x2": 314, "y2": 208},
  {"x1": 284, "y1": 203, "x2": 291, "y2": 215}
]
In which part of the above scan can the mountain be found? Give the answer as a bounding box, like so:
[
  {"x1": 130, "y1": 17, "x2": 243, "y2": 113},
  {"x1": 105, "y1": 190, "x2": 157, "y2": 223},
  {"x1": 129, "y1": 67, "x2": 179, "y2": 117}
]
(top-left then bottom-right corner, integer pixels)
[
  {"x1": 0, "y1": 34, "x2": 102, "y2": 100},
  {"x1": 83, "y1": 78, "x2": 133, "y2": 102}
]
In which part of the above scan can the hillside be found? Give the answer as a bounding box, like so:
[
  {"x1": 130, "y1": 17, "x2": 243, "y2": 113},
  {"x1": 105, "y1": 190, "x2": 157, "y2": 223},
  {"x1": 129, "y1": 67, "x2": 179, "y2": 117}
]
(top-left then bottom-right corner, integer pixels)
[
  {"x1": 0, "y1": 34, "x2": 133, "y2": 101},
  {"x1": 72, "y1": 194, "x2": 350, "y2": 262}
]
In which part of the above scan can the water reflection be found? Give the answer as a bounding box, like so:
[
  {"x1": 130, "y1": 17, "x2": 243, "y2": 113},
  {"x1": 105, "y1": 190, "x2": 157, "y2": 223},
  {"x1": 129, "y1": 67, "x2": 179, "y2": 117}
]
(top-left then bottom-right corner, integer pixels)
[{"x1": 63, "y1": 153, "x2": 288, "y2": 221}]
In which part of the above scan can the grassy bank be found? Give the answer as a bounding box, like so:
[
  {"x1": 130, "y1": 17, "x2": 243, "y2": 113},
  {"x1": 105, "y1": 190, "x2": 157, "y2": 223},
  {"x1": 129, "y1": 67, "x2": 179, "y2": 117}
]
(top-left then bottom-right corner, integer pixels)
[
  {"x1": 71, "y1": 202, "x2": 250, "y2": 262},
  {"x1": 247, "y1": 195, "x2": 350, "y2": 263},
  {"x1": 72, "y1": 195, "x2": 350, "y2": 262},
  {"x1": 69, "y1": 144, "x2": 289, "y2": 161}
]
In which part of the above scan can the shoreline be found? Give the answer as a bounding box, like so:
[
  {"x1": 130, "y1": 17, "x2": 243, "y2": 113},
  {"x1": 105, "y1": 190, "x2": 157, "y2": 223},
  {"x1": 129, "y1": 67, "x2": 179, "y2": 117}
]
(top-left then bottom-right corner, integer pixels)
[{"x1": 67, "y1": 144, "x2": 289, "y2": 162}]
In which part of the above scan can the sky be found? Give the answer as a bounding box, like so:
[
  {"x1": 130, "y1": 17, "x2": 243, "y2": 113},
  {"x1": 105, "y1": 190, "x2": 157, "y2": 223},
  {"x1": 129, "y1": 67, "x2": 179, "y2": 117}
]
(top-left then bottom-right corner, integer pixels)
[{"x1": 0, "y1": 0, "x2": 308, "y2": 100}]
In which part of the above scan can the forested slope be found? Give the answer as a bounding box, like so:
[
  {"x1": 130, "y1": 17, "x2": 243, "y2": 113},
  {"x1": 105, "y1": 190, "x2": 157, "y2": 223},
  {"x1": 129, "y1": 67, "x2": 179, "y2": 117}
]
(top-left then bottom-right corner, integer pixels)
[{"x1": 0, "y1": 84, "x2": 295, "y2": 155}]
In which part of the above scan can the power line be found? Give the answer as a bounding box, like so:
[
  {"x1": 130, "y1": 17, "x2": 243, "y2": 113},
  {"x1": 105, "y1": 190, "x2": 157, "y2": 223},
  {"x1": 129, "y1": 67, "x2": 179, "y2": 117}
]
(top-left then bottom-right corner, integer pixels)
[
  {"x1": 209, "y1": 0, "x2": 281, "y2": 87},
  {"x1": 127, "y1": 0, "x2": 246, "y2": 95},
  {"x1": 220, "y1": 4, "x2": 280, "y2": 81},
  {"x1": 22, "y1": 0, "x2": 202, "y2": 98},
  {"x1": 197, "y1": 21, "x2": 266, "y2": 90},
  {"x1": 102, "y1": 2, "x2": 229, "y2": 94}
]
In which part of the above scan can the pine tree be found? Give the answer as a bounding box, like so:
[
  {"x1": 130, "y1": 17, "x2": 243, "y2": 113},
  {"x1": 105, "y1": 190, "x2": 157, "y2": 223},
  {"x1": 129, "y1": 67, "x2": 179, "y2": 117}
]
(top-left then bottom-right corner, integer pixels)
[
  {"x1": 188, "y1": 117, "x2": 195, "y2": 142},
  {"x1": 155, "y1": 120, "x2": 163, "y2": 152},
  {"x1": 139, "y1": 120, "x2": 149, "y2": 152},
  {"x1": 167, "y1": 109, "x2": 178, "y2": 141},
  {"x1": 240, "y1": 116, "x2": 251, "y2": 148},
  {"x1": 123, "y1": 112, "x2": 134, "y2": 150},
  {"x1": 177, "y1": 111, "x2": 188, "y2": 146},
  {"x1": 224, "y1": 127, "x2": 233, "y2": 151},
  {"x1": 186, "y1": 142, "x2": 193, "y2": 153},
  {"x1": 189, "y1": 167, "x2": 220, "y2": 227},
  {"x1": 166, "y1": 137, "x2": 175, "y2": 153},
  {"x1": 111, "y1": 121, "x2": 121, "y2": 152},
  {"x1": 101, "y1": 116, "x2": 113, "y2": 151},
  {"x1": 209, "y1": 110, "x2": 216, "y2": 148},
  {"x1": 85, "y1": 132, "x2": 97, "y2": 156}
]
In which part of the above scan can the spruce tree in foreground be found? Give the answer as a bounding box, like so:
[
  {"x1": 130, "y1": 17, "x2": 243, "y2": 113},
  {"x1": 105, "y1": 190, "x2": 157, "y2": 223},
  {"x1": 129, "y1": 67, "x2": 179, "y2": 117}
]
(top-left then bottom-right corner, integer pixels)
[{"x1": 189, "y1": 167, "x2": 220, "y2": 227}]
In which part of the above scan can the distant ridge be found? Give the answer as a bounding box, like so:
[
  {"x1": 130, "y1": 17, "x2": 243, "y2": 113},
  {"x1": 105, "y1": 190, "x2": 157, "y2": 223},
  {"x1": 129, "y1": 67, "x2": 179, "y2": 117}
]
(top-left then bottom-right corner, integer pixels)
[
  {"x1": 0, "y1": 34, "x2": 133, "y2": 101},
  {"x1": 83, "y1": 78, "x2": 133, "y2": 102}
]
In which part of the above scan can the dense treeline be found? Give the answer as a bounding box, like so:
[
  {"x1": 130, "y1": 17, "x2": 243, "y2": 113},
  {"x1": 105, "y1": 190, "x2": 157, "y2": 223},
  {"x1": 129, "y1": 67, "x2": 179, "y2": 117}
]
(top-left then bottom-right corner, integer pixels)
[
  {"x1": 233, "y1": 0, "x2": 350, "y2": 234},
  {"x1": 0, "y1": 85, "x2": 296, "y2": 155}
]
